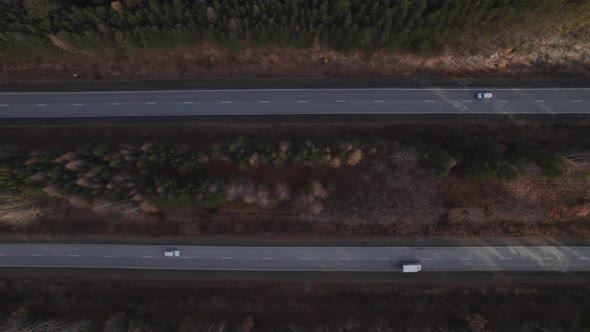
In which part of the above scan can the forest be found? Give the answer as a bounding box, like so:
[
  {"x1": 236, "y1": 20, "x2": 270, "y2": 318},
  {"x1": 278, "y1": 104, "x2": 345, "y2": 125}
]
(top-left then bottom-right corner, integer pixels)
[{"x1": 2, "y1": 0, "x2": 588, "y2": 60}]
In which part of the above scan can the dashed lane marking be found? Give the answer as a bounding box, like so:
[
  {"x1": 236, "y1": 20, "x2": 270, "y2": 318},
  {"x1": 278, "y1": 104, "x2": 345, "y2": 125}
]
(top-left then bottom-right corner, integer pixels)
[
  {"x1": 335, "y1": 100, "x2": 346, "y2": 103},
  {"x1": 108, "y1": 103, "x2": 120, "y2": 106},
  {"x1": 68, "y1": 254, "x2": 80, "y2": 257},
  {"x1": 499, "y1": 257, "x2": 511, "y2": 260},
  {"x1": 373, "y1": 100, "x2": 385, "y2": 103},
  {"x1": 297, "y1": 100, "x2": 309, "y2": 103},
  {"x1": 36, "y1": 104, "x2": 46, "y2": 107},
  {"x1": 259, "y1": 101, "x2": 270, "y2": 104},
  {"x1": 460, "y1": 257, "x2": 472, "y2": 260},
  {"x1": 146, "y1": 102, "x2": 157, "y2": 105},
  {"x1": 422, "y1": 258, "x2": 434, "y2": 260},
  {"x1": 183, "y1": 101, "x2": 194, "y2": 104},
  {"x1": 220, "y1": 101, "x2": 232, "y2": 104},
  {"x1": 299, "y1": 257, "x2": 311, "y2": 260},
  {"x1": 141, "y1": 256, "x2": 153, "y2": 258},
  {"x1": 31, "y1": 254, "x2": 43, "y2": 257},
  {"x1": 572, "y1": 100, "x2": 583, "y2": 103},
  {"x1": 535, "y1": 100, "x2": 545, "y2": 103},
  {"x1": 377, "y1": 257, "x2": 390, "y2": 260},
  {"x1": 425, "y1": 100, "x2": 436, "y2": 103},
  {"x1": 579, "y1": 257, "x2": 589, "y2": 260},
  {"x1": 220, "y1": 256, "x2": 233, "y2": 260},
  {"x1": 104, "y1": 255, "x2": 116, "y2": 258},
  {"x1": 462, "y1": 100, "x2": 473, "y2": 103},
  {"x1": 261, "y1": 257, "x2": 273, "y2": 260},
  {"x1": 499, "y1": 100, "x2": 509, "y2": 103},
  {"x1": 73, "y1": 103, "x2": 83, "y2": 106},
  {"x1": 0, "y1": 104, "x2": 10, "y2": 106},
  {"x1": 338, "y1": 257, "x2": 350, "y2": 260}
]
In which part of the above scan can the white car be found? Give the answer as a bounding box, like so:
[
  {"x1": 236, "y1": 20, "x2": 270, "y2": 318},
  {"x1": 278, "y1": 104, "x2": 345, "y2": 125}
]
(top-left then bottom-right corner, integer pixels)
[
  {"x1": 476, "y1": 92, "x2": 493, "y2": 99},
  {"x1": 163, "y1": 249, "x2": 181, "y2": 257},
  {"x1": 402, "y1": 262, "x2": 422, "y2": 273}
]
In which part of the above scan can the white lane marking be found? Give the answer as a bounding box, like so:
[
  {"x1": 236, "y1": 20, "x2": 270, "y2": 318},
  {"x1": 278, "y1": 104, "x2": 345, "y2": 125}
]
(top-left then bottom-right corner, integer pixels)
[
  {"x1": 425, "y1": 100, "x2": 436, "y2": 103},
  {"x1": 538, "y1": 257, "x2": 551, "y2": 260},
  {"x1": 499, "y1": 100, "x2": 509, "y2": 103},
  {"x1": 68, "y1": 254, "x2": 80, "y2": 257},
  {"x1": 73, "y1": 103, "x2": 83, "y2": 106},
  {"x1": 261, "y1": 257, "x2": 273, "y2": 260},
  {"x1": 460, "y1": 257, "x2": 472, "y2": 260},
  {"x1": 141, "y1": 256, "x2": 153, "y2": 258},
  {"x1": 373, "y1": 100, "x2": 385, "y2": 103},
  {"x1": 104, "y1": 255, "x2": 116, "y2": 258},
  {"x1": 0, "y1": 104, "x2": 9, "y2": 107},
  {"x1": 462, "y1": 100, "x2": 473, "y2": 103},
  {"x1": 179, "y1": 256, "x2": 190, "y2": 259},
  {"x1": 535, "y1": 100, "x2": 545, "y2": 103},
  {"x1": 108, "y1": 103, "x2": 120, "y2": 106},
  {"x1": 220, "y1": 101, "x2": 232, "y2": 104},
  {"x1": 499, "y1": 257, "x2": 511, "y2": 260},
  {"x1": 146, "y1": 102, "x2": 157, "y2": 105},
  {"x1": 299, "y1": 257, "x2": 311, "y2": 260},
  {"x1": 36, "y1": 104, "x2": 46, "y2": 107},
  {"x1": 335, "y1": 100, "x2": 346, "y2": 103},
  {"x1": 31, "y1": 254, "x2": 43, "y2": 257},
  {"x1": 422, "y1": 258, "x2": 434, "y2": 260},
  {"x1": 572, "y1": 100, "x2": 583, "y2": 103},
  {"x1": 579, "y1": 257, "x2": 589, "y2": 260},
  {"x1": 297, "y1": 100, "x2": 309, "y2": 103},
  {"x1": 338, "y1": 257, "x2": 350, "y2": 260},
  {"x1": 183, "y1": 101, "x2": 194, "y2": 104},
  {"x1": 259, "y1": 101, "x2": 270, "y2": 104},
  {"x1": 220, "y1": 256, "x2": 233, "y2": 260},
  {"x1": 0, "y1": 254, "x2": 5, "y2": 256},
  {"x1": 377, "y1": 257, "x2": 390, "y2": 260}
]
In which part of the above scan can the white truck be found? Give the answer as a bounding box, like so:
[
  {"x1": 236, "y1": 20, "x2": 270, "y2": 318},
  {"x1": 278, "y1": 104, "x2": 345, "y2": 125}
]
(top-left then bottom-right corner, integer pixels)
[{"x1": 402, "y1": 262, "x2": 422, "y2": 273}]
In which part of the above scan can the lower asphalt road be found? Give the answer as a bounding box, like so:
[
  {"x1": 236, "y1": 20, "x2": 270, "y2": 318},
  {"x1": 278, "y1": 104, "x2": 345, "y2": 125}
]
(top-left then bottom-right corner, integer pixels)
[
  {"x1": 1, "y1": 244, "x2": 590, "y2": 272},
  {"x1": 0, "y1": 88, "x2": 589, "y2": 118}
]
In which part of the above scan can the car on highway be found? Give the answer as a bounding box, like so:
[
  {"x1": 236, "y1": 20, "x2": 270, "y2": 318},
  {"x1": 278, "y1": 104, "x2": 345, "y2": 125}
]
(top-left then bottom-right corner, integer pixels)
[
  {"x1": 163, "y1": 249, "x2": 181, "y2": 257},
  {"x1": 401, "y1": 262, "x2": 422, "y2": 273},
  {"x1": 475, "y1": 92, "x2": 493, "y2": 99}
]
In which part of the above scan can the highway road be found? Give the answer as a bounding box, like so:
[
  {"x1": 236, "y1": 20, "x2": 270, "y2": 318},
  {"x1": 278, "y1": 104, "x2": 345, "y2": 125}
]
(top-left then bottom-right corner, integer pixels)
[
  {"x1": 1, "y1": 244, "x2": 590, "y2": 272},
  {"x1": 0, "y1": 88, "x2": 589, "y2": 118}
]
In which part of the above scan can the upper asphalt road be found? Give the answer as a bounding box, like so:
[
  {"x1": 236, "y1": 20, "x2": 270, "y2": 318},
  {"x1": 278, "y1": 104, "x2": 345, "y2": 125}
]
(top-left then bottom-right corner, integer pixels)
[
  {"x1": 0, "y1": 88, "x2": 589, "y2": 118},
  {"x1": 1, "y1": 244, "x2": 590, "y2": 272}
]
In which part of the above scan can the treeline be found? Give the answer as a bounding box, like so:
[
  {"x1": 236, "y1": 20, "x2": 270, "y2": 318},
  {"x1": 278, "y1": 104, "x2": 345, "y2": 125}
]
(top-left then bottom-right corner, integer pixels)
[{"x1": 2, "y1": 0, "x2": 588, "y2": 59}]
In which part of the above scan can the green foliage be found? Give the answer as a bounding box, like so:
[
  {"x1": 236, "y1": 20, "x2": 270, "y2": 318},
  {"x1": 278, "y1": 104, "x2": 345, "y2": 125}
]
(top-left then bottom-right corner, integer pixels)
[
  {"x1": 420, "y1": 137, "x2": 566, "y2": 180},
  {"x1": 23, "y1": 0, "x2": 66, "y2": 19},
  {"x1": 420, "y1": 146, "x2": 454, "y2": 178}
]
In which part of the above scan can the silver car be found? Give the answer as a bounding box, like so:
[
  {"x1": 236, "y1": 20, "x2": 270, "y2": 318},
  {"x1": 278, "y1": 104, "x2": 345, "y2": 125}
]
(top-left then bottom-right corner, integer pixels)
[{"x1": 476, "y1": 92, "x2": 493, "y2": 99}]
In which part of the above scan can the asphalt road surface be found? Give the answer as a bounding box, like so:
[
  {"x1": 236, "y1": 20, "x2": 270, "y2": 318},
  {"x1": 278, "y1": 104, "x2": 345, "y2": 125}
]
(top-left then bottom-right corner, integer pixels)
[
  {"x1": 1, "y1": 244, "x2": 589, "y2": 272},
  {"x1": 0, "y1": 88, "x2": 588, "y2": 118}
]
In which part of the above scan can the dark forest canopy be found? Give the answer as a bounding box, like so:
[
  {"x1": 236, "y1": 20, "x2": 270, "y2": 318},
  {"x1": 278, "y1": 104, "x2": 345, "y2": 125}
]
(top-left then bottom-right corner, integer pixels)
[{"x1": 1, "y1": 0, "x2": 588, "y2": 59}]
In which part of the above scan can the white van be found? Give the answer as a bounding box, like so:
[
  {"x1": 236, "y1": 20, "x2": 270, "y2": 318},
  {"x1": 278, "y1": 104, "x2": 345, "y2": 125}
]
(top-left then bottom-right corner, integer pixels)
[
  {"x1": 163, "y1": 249, "x2": 181, "y2": 257},
  {"x1": 402, "y1": 262, "x2": 422, "y2": 273}
]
